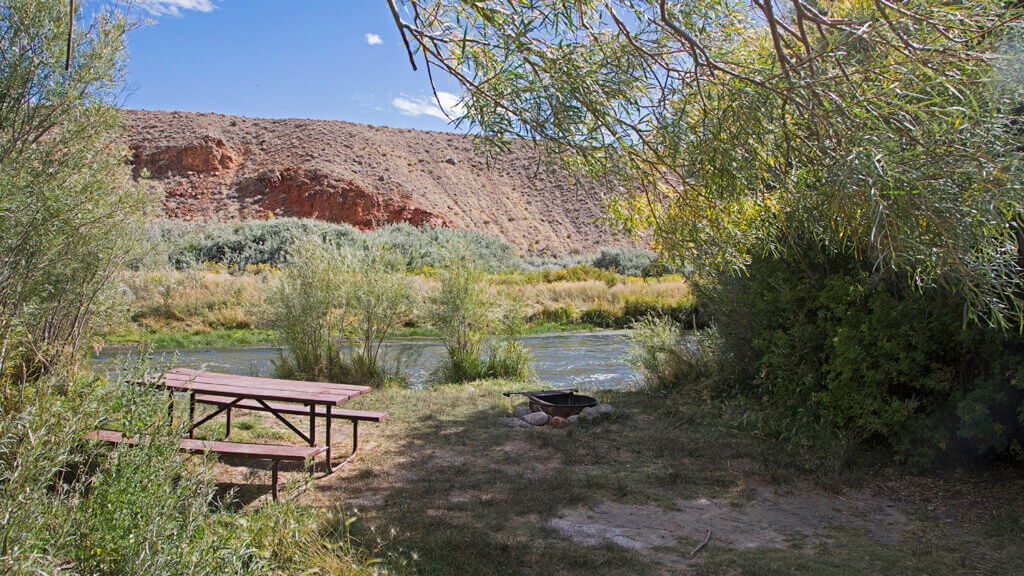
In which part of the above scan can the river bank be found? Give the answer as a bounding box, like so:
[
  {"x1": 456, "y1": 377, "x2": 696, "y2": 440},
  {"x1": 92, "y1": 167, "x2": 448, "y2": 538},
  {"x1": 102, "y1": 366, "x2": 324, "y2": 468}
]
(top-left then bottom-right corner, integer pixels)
[{"x1": 100, "y1": 267, "x2": 694, "y2": 349}]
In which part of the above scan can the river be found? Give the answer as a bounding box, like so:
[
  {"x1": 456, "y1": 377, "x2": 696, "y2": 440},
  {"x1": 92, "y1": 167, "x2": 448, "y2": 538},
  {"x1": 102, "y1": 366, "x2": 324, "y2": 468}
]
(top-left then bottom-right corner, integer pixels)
[{"x1": 91, "y1": 330, "x2": 638, "y2": 390}]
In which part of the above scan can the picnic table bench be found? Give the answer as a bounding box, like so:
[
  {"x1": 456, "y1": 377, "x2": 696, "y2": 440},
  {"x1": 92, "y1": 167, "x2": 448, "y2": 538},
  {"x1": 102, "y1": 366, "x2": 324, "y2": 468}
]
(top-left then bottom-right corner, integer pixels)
[
  {"x1": 85, "y1": 429, "x2": 326, "y2": 500},
  {"x1": 87, "y1": 368, "x2": 387, "y2": 500}
]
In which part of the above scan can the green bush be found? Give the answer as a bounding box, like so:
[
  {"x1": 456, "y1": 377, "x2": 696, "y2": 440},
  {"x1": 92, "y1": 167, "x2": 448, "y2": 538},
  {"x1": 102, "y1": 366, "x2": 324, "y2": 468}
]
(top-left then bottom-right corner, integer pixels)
[
  {"x1": 0, "y1": 1, "x2": 149, "y2": 390},
  {"x1": 578, "y1": 305, "x2": 619, "y2": 328},
  {"x1": 534, "y1": 303, "x2": 578, "y2": 325},
  {"x1": 159, "y1": 218, "x2": 520, "y2": 273},
  {"x1": 702, "y1": 245, "x2": 1024, "y2": 466},
  {"x1": 592, "y1": 248, "x2": 656, "y2": 277},
  {"x1": 426, "y1": 252, "x2": 534, "y2": 383},
  {"x1": 268, "y1": 237, "x2": 351, "y2": 383},
  {"x1": 628, "y1": 317, "x2": 714, "y2": 392},
  {"x1": 426, "y1": 253, "x2": 492, "y2": 383},
  {"x1": 269, "y1": 238, "x2": 414, "y2": 386},
  {"x1": 484, "y1": 307, "x2": 533, "y2": 380}
]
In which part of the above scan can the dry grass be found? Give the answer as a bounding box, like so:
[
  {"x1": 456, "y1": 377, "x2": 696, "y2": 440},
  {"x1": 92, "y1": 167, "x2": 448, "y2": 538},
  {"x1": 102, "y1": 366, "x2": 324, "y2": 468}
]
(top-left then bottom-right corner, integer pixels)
[
  {"x1": 104, "y1": 269, "x2": 692, "y2": 346},
  {"x1": 504, "y1": 276, "x2": 691, "y2": 312}
]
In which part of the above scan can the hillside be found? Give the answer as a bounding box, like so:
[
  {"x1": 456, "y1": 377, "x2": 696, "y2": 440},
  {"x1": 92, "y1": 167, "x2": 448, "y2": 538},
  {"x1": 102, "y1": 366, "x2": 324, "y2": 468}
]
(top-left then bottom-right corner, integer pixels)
[{"x1": 123, "y1": 109, "x2": 629, "y2": 255}]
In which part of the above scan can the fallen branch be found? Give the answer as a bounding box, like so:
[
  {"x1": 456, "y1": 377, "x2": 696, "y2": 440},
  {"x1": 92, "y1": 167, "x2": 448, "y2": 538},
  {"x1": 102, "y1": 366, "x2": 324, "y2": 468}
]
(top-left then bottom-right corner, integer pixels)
[{"x1": 690, "y1": 529, "x2": 712, "y2": 557}]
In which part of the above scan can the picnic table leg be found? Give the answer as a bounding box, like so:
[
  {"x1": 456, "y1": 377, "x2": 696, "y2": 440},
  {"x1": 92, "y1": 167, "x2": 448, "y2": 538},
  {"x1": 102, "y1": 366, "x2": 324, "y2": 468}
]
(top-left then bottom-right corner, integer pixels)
[
  {"x1": 325, "y1": 405, "x2": 333, "y2": 473},
  {"x1": 308, "y1": 404, "x2": 316, "y2": 477},
  {"x1": 353, "y1": 420, "x2": 359, "y2": 454},
  {"x1": 188, "y1": 391, "x2": 195, "y2": 438},
  {"x1": 225, "y1": 406, "x2": 232, "y2": 439},
  {"x1": 167, "y1": 390, "x2": 174, "y2": 425},
  {"x1": 271, "y1": 461, "x2": 279, "y2": 502}
]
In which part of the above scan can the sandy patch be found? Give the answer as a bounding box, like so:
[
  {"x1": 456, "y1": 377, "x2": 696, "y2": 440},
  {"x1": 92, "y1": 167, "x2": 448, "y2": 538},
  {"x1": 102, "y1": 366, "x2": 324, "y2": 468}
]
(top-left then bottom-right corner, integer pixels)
[{"x1": 549, "y1": 486, "x2": 907, "y2": 558}]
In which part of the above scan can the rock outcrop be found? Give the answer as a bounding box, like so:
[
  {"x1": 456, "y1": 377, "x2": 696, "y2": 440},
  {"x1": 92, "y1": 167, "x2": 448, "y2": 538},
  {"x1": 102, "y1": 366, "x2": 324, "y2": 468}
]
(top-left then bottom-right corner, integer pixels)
[{"x1": 123, "y1": 109, "x2": 630, "y2": 254}]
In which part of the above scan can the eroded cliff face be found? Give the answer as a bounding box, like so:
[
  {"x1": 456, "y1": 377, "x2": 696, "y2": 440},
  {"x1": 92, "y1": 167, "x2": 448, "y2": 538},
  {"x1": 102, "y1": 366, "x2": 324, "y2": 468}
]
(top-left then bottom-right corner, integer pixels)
[
  {"x1": 124, "y1": 109, "x2": 627, "y2": 254},
  {"x1": 242, "y1": 167, "x2": 451, "y2": 229}
]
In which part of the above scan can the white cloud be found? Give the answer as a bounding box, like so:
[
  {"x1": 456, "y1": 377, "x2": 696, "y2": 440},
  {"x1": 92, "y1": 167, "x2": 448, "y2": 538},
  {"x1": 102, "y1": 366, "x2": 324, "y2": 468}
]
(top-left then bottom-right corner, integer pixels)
[
  {"x1": 365, "y1": 33, "x2": 383, "y2": 46},
  {"x1": 135, "y1": 0, "x2": 216, "y2": 17},
  {"x1": 392, "y1": 91, "x2": 465, "y2": 120}
]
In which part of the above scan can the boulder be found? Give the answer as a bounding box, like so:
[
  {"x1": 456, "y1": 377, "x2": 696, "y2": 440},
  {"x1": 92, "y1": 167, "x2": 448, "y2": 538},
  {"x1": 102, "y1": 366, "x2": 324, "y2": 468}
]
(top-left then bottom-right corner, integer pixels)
[
  {"x1": 521, "y1": 411, "x2": 550, "y2": 426},
  {"x1": 512, "y1": 406, "x2": 532, "y2": 418},
  {"x1": 596, "y1": 403, "x2": 613, "y2": 416},
  {"x1": 549, "y1": 416, "x2": 570, "y2": 428},
  {"x1": 580, "y1": 407, "x2": 599, "y2": 420},
  {"x1": 567, "y1": 415, "x2": 579, "y2": 424}
]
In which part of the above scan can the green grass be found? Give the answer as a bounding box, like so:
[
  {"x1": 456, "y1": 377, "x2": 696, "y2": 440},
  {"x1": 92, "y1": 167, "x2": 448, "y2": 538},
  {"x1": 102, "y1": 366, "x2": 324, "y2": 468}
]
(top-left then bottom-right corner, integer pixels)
[
  {"x1": 104, "y1": 328, "x2": 277, "y2": 348},
  {"x1": 105, "y1": 323, "x2": 610, "y2": 350}
]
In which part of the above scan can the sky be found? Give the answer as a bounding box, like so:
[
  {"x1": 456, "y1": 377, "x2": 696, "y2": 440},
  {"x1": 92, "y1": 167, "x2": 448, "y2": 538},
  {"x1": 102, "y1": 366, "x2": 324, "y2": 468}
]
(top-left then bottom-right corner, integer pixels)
[{"x1": 101, "y1": 0, "x2": 466, "y2": 132}]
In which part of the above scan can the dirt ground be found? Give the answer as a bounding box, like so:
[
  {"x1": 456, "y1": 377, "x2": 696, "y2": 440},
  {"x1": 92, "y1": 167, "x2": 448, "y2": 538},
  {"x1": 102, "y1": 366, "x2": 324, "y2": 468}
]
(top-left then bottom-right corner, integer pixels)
[{"x1": 201, "y1": 381, "x2": 1024, "y2": 575}]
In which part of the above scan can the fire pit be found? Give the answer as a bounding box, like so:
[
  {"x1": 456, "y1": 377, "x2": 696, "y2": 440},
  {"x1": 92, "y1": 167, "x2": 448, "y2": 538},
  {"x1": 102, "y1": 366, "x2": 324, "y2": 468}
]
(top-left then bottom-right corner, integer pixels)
[{"x1": 502, "y1": 389, "x2": 597, "y2": 418}]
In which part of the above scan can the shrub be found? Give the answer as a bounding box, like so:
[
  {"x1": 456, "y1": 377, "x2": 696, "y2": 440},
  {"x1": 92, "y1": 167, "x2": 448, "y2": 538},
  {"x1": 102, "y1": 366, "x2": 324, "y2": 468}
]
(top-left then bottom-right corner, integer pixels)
[
  {"x1": 164, "y1": 218, "x2": 363, "y2": 271},
  {"x1": 269, "y1": 238, "x2": 414, "y2": 386},
  {"x1": 484, "y1": 306, "x2": 533, "y2": 380},
  {"x1": 578, "y1": 305, "x2": 619, "y2": 328},
  {"x1": 0, "y1": 1, "x2": 149, "y2": 391},
  {"x1": 593, "y1": 248, "x2": 657, "y2": 277},
  {"x1": 628, "y1": 317, "x2": 714, "y2": 391},
  {"x1": 425, "y1": 252, "x2": 492, "y2": 383},
  {"x1": 342, "y1": 244, "x2": 418, "y2": 386},
  {"x1": 268, "y1": 238, "x2": 351, "y2": 383},
  {"x1": 426, "y1": 252, "x2": 535, "y2": 383},
  {"x1": 702, "y1": 244, "x2": 1024, "y2": 466}
]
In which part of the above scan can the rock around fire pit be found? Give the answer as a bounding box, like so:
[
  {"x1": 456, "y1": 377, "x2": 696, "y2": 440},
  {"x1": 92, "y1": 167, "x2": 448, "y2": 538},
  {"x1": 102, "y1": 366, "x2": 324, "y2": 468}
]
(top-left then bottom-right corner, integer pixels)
[{"x1": 501, "y1": 389, "x2": 613, "y2": 428}]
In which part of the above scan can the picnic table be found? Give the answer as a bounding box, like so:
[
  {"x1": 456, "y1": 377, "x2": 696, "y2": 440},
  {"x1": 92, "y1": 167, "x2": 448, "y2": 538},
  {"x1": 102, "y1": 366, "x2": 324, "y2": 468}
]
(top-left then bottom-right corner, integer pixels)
[
  {"x1": 90, "y1": 368, "x2": 387, "y2": 500},
  {"x1": 151, "y1": 368, "x2": 377, "y2": 471}
]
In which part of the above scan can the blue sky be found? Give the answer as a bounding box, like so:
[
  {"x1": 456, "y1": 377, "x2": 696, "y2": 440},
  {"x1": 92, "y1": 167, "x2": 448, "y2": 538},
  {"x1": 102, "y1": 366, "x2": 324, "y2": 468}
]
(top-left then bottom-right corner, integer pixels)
[{"x1": 105, "y1": 0, "x2": 465, "y2": 131}]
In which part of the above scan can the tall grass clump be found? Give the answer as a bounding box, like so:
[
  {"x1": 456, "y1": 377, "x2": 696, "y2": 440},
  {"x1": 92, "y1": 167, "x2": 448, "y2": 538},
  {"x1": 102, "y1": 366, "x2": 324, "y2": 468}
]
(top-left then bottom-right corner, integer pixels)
[
  {"x1": 484, "y1": 306, "x2": 533, "y2": 380},
  {"x1": 269, "y1": 237, "x2": 416, "y2": 386},
  {"x1": 426, "y1": 251, "x2": 532, "y2": 383},
  {"x1": 628, "y1": 317, "x2": 713, "y2": 392}
]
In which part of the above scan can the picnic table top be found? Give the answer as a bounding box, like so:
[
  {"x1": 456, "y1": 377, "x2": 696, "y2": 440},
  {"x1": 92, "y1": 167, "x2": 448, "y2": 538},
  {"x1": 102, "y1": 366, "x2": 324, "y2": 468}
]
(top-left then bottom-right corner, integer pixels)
[{"x1": 147, "y1": 367, "x2": 371, "y2": 406}]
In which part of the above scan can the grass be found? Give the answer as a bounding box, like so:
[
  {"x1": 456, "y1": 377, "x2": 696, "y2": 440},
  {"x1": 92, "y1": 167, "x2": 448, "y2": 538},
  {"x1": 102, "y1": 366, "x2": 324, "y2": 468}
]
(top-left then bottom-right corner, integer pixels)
[
  {"x1": 103, "y1": 268, "x2": 690, "y2": 348},
  {"x1": 191, "y1": 379, "x2": 1024, "y2": 575}
]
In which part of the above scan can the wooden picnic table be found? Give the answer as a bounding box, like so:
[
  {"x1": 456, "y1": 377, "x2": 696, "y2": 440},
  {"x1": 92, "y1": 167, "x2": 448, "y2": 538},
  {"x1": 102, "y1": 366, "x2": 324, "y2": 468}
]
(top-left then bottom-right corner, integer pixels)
[{"x1": 148, "y1": 368, "x2": 373, "y2": 472}]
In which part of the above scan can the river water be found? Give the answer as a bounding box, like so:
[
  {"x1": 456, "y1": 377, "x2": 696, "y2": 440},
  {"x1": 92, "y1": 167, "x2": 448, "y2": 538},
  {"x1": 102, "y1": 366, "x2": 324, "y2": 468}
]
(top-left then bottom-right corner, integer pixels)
[{"x1": 91, "y1": 330, "x2": 638, "y2": 390}]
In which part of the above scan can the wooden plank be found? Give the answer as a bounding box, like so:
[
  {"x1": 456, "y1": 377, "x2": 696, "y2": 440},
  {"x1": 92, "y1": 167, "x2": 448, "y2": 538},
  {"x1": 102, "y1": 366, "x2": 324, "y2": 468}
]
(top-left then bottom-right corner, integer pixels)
[
  {"x1": 195, "y1": 395, "x2": 388, "y2": 422},
  {"x1": 144, "y1": 376, "x2": 342, "y2": 404},
  {"x1": 167, "y1": 368, "x2": 370, "y2": 396},
  {"x1": 85, "y1": 430, "x2": 326, "y2": 461},
  {"x1": 179, "y1": 438, "x2": 326, "y2": 460},
  {"x1": 154, "y1": 370, "x2": 368, "y2": 404}
]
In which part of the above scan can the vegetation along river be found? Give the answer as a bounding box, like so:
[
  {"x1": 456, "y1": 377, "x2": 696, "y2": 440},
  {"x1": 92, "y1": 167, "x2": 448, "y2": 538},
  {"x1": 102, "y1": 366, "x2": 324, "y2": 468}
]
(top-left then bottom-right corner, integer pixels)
[{"x1": 92, "y1": 331, "x2": 636, "y2": 389}]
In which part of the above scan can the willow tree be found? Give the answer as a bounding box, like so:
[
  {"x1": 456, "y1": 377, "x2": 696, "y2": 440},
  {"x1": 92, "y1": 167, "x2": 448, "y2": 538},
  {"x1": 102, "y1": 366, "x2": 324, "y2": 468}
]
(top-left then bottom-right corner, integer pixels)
[
  {"x1": 0, "y1": 1, "x2": 149, "y2": 400},
  {"x1": 387, "y1": 0, "x2": 1024, "y2": 325}
]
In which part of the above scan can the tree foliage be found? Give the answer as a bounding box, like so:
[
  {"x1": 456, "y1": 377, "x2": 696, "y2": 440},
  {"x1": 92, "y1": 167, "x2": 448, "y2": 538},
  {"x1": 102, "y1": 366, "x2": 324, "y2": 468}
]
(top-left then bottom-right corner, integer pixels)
[
  {"x1": 0, "y1": 0, "x2": 149, "y2": 401},
  {"x1": 392, "y1": 0, "x2": 1024, "y2": 324}
]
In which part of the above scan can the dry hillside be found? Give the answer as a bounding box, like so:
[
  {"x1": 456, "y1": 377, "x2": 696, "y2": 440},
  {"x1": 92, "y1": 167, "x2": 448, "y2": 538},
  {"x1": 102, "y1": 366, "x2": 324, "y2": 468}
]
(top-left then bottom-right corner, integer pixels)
[{"x1": 123, "y1": 109, "x2": 630, "y2": 255}]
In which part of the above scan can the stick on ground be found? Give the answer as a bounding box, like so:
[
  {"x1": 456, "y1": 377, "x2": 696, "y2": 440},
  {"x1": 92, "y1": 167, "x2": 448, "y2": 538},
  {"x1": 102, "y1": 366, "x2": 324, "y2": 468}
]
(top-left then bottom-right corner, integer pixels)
[{"x1": 691, "y1": 529, "x2": 712, "y2": 557}]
